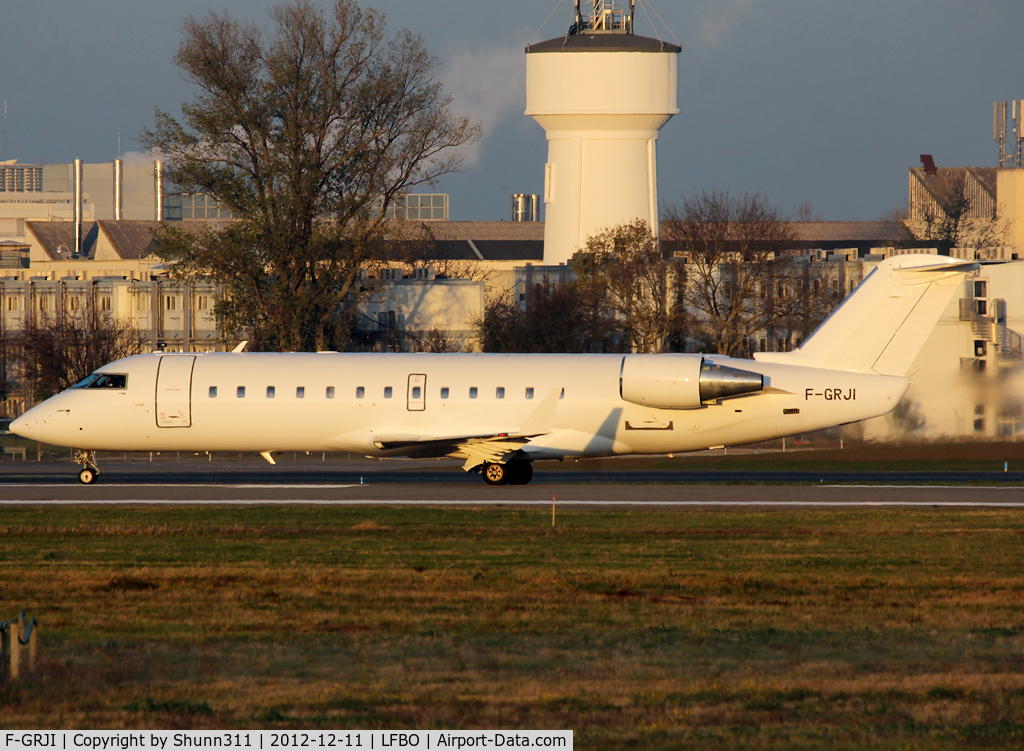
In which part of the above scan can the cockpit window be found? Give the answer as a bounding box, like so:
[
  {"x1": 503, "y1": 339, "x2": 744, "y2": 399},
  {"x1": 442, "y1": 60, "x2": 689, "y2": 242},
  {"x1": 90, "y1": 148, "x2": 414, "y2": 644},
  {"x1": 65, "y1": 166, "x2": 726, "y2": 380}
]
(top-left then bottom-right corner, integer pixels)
[
  {"x1": 76, "y1": 373, "x2": 128, "y2": 390},
  {"x1": 72, "y1": 374, "x2": 101, "y2": 389}
]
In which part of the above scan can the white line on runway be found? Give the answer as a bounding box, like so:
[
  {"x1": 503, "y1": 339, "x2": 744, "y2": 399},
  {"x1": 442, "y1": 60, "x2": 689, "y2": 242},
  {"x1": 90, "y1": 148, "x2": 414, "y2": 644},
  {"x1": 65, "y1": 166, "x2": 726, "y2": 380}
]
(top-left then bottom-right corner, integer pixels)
[
  {"x1": 1, "y1": 483, "x2": 1022, "y2": 490},
  {"x1": 0, "y1": 484, "x2": 361, "y2": 489},
  {"x1": 3, "y1": 500, "x2": 1024, "y2": 506}
]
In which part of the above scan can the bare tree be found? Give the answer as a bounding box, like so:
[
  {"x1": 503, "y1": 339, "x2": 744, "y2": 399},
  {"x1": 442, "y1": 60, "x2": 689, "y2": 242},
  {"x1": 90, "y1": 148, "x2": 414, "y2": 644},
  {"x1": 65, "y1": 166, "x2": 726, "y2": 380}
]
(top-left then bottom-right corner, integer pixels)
[
  {"x1": 572, "y1": 219, "x2": 687, "y2": 353},
  {"x1": 415, "y1": 327, "x2": 462, "y2": 353},
  {"x1": 8, "y1": 310, "x2": 146, "y2": 403},
  {"x1": 915, "y1": 172, "x2": 1011, "y2": 256},
  {"x1": 796, "y1": 202, "x2": 822, "y2": 222},
  {"x1": 663, "y1": 189, "x2": 798, "y2": 357},
  {"x1": 921, "y1": 172, "x2": 974, "y2": 254},
  {"x1": 142, "y1": 0, "x2": 479, "y2": 352}
]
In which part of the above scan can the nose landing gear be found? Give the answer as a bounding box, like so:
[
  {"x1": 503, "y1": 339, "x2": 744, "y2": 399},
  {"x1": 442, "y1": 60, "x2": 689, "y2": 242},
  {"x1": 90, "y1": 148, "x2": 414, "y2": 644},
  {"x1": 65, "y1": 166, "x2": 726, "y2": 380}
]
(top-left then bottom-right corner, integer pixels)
[{"x1": 73, "y1": 450, "x2": 100, "y2": 484}]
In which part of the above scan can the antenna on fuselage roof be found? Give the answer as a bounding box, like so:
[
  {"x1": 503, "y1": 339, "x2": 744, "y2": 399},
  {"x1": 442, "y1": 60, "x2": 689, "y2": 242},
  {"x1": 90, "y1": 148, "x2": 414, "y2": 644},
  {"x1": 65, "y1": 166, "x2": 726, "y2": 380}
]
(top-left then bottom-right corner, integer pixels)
[{"x1": 231, "y1": 341, "x2": 248, "y2": 353}]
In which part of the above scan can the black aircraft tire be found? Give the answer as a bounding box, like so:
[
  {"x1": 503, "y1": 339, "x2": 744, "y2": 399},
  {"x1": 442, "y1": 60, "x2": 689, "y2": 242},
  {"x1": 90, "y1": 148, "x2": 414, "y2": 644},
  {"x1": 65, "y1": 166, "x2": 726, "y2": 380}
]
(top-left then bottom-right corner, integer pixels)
[
  {"x1": 482, "y1": 462, "x2": 508, "y2": 486},
  {"x1": 507, "y1": 461, "x2": 534, "y2": 485},
  {"x1": 79, "y1": 468, "x2": 97, "y2": 485}
]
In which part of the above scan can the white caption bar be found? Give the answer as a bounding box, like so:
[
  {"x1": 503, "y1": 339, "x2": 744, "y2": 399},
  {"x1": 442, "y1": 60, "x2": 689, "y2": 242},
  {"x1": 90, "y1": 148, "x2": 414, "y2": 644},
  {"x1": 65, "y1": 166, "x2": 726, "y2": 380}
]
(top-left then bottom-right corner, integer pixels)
[{"x1": 1, "y1": 732, "x2": 572, "y2": 751}]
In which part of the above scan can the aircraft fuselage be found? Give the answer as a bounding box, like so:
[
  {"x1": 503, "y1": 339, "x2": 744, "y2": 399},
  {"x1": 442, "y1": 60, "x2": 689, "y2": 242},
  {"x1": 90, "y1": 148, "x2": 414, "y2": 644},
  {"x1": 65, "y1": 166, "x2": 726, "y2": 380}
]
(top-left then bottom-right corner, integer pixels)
[{"x1": 14, "y1": 351, "x2": 907, "y2": 461}]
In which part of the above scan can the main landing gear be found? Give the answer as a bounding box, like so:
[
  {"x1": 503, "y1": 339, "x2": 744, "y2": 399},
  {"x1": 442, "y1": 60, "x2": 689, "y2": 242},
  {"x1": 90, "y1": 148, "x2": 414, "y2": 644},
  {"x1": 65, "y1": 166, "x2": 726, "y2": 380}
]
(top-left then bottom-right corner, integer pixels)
[
  {"x1": 74, "y1": 449, "x2": 100, "y2": 484},
  {"x1": 481, "y1": 461, "x2": 533, "y2": 486}
]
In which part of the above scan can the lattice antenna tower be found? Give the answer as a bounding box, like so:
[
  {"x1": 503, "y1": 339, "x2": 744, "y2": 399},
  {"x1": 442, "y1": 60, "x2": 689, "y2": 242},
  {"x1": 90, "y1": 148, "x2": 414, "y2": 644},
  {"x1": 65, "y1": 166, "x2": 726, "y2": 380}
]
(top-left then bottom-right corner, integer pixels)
[
  {"x1": 570, "y1": 1, "x2": 635, "y2": 35},
  {"x1": 994, "y1": 100, "x2": 1024, "y2": 168}
]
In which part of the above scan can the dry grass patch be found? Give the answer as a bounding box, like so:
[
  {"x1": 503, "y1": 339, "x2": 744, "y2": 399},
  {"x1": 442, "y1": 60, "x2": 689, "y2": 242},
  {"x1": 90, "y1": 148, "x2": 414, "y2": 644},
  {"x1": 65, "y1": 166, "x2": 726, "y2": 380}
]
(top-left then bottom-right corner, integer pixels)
[{"x1": 2, "y1": 506, "x2": 1023, "y2": 748}]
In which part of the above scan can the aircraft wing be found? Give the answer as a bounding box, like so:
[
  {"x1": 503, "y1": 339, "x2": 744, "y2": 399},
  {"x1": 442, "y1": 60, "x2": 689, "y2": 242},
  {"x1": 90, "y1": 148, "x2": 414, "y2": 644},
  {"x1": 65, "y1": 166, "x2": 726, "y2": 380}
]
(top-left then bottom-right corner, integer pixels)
[{"x1": 372, "y1": 386, "x2": 562, "y2": 470}]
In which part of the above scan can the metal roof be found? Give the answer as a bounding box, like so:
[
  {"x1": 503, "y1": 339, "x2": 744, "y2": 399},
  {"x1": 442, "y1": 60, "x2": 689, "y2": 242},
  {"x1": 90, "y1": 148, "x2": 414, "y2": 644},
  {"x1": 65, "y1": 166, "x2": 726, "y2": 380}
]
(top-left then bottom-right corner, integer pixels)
[{"x1": 527, "y1": 34, "x2": 681, "y2": 54}]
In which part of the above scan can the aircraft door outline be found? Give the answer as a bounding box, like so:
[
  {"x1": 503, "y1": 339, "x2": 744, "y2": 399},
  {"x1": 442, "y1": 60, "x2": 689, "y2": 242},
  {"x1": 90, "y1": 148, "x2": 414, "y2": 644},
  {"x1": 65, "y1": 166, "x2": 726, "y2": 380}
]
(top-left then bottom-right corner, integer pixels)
[
  {"x1": 407, "y1": 374, "x2": 426, "y2": 411},
  {"x1": 155, "y1": 355, "x2": 196, "y2": 428}
]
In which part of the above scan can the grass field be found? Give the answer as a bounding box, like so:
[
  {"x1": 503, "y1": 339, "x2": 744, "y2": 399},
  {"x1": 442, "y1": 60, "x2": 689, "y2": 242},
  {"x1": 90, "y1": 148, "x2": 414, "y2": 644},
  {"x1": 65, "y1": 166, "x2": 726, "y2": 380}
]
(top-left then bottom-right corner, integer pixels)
[{"x1": 1, "y1": 504, "x2": 1023, "y2": 749}]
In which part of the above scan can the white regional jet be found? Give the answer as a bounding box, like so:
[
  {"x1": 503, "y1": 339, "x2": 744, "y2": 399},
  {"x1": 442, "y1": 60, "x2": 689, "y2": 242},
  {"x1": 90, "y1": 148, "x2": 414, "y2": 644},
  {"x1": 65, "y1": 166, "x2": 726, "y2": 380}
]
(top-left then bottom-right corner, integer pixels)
[{"x1": 12, "y1": 254, "x2": 974, "y2": 485}]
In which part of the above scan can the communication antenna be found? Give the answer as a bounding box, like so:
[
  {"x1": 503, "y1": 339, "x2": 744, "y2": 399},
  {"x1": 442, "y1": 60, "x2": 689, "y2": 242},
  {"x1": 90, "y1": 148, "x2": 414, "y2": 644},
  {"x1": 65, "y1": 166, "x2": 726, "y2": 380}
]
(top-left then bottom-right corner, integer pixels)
[
  {"x1": 569, "y1": 1, "x2": 634, "y2": 36},
  {"x1": 994, "y1": 100, "x2": 1024, "y2": 168}
]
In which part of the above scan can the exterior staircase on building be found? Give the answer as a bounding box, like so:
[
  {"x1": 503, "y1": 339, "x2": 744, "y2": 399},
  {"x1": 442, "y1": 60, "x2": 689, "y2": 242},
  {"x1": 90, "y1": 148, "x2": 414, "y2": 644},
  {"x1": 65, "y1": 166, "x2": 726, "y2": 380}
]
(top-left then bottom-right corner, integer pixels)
[{"x1": 960, "y1": 296, "x2": 1023, "y2": 364}]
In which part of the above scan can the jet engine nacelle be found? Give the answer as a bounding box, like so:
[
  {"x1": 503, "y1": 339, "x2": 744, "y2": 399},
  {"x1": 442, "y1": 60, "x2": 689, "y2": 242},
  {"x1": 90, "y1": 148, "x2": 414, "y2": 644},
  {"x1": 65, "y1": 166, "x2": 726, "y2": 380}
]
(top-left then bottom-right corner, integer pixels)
[{"x1": 620, "y1": 355, "x2": 764, "y2": 410}]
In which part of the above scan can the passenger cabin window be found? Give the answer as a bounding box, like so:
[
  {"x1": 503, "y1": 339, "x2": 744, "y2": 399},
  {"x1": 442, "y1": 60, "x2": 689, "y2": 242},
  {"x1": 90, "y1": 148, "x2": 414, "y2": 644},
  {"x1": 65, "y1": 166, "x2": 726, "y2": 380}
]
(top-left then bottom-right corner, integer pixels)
[
  {"x1": 496, "y1": 387, "x2": 505, "y2": 399},
  {"x1": 384, "y1": 386, "x2": 393, "y2": 398},
  {"x1": 296, "y1": 386, "x2": 305, "y2": 398},
  {"x1": 267, "y1": 386, "x2": 275, "y2": 398},
  {"x1": 73, "y1": 373, "x2": 128, "y2": 389},
  {"x1": 237, "y1": 386, "x2": 246, "y2": 398},
  {"x1": 356, "y1": 387, "x2": 365, "y2": 399},
  {"x1": 326, "y1": 386, "x2": 335, "y2": 399},
  {"x1": 440, "y1": 387, "x2": 449, "y2": 399},
  {"x1": 209, "y1": 386, "x2": 217, "y2": 398},
  {"x1": 469, "y1": 387, "x2": 478, "y2": 399},
  {"x1": 560, "y1": 388, "x2": 565, "y2": 399},
  {"x1": 525, "y1": 387, "x2": 534, "y2": 399}
]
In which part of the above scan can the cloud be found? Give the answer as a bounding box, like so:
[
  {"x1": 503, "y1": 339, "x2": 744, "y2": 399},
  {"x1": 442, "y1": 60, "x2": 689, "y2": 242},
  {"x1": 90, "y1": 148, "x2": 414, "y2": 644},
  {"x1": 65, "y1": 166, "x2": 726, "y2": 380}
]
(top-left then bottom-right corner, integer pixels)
[
  {"x1": 440, "y1": 40, "x2": 527, "y2": 166},
  {"x1": 121, "y1": 149, "x2": 161, "y2": 164},
  {"x1": 696, "y1": 0, "x2": 757, "y2": 46}
]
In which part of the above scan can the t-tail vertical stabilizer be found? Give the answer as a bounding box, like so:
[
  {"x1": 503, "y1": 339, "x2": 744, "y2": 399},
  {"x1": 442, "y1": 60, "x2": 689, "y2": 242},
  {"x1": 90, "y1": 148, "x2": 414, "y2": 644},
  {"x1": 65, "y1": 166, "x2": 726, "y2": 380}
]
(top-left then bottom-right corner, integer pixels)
[{"x1": 754, "y1": 254, "x2": 977, "y2": 376}]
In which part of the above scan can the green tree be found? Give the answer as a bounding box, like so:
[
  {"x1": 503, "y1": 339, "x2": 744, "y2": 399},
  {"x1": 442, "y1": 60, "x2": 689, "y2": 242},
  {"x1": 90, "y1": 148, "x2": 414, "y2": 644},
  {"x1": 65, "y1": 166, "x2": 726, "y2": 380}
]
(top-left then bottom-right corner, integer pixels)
[
  {"x1": 142, "y1": 0, "x2": 478, "y2": 351},
  {"x1": 477, "y1": 276, "x2": 620, "y2": 354}
]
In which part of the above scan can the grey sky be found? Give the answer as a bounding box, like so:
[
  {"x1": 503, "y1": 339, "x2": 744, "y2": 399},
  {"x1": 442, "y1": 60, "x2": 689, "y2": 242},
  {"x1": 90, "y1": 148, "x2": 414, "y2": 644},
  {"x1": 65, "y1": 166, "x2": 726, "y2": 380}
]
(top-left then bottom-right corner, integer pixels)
[{"x1": 3, "y1": 0, "x2": 1021, "y2": 222}]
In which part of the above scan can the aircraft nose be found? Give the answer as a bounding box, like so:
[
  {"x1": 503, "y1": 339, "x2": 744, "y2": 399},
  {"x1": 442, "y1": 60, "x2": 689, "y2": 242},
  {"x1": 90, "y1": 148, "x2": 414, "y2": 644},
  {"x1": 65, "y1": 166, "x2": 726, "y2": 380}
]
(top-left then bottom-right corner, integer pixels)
[
  {"x1": 10, "y1": 408, "x2": 48, "y2": 442},
  {"x1": 10, "y1": 413, "x2": 31, "y2": 436}
]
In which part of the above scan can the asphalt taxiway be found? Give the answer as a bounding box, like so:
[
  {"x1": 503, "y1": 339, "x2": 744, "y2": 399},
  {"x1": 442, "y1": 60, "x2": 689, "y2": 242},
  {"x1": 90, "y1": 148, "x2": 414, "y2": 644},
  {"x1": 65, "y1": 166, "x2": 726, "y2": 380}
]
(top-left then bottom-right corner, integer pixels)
[{"x1": 1, "y1": 460, "x2": 1023, "y2": 506}]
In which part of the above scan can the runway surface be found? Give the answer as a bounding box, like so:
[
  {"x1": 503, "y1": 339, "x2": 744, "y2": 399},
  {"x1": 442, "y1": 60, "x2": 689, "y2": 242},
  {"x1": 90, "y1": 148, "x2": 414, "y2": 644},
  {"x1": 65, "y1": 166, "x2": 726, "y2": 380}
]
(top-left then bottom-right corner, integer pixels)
[{"x1": 2, "y1": 460, "x2": 1023, "y2": 505}]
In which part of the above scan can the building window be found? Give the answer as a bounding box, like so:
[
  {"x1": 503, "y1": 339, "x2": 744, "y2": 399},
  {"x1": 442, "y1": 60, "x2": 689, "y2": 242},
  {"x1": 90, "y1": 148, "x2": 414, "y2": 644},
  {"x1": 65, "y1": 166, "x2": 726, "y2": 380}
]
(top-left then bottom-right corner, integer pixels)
[
  {"x1": 440, "y1": 387, "x2": 449, "y2": 399},
  {"x1": 165, "y1": 296, "x2": 176, "y2": 311},
  {"x1": 525, "y1": 387, "x2": 534, "y2": 399},
  {"x1": 5, "y1": 296, "x2": 17, "y2": 311},
  {"x1": 196, "y1": 296, "x2": 209, "y2": 310},
  {"x1": 974, "y1": 340, "x2": 987, "y2": 357},
  {"x1": 326, "y1": 386, "x2": 335, "y2": 399},
  {"x1": 99, "y1": 296, "x2": 111, "y2": 311},
  {"x1": 209, "y1": 386, "x2": 217, "y2": 398},
  {"x1": 267, "y1": 386, "x2": 275, "y2": 398},
  {"x1": 237, "y1": 386, "x2": 246, "y2": 398},
  {"x1": 384, "y1": 386, "x2": 393, "y2": 398},
  {"x1": 975, "y1": 299, "x2": 987, "y2": 316},
  {"x1": 469, "y1": 387, "x2": 478, "y2": 399},
  {"x1": 356, "y1": 386, "x2": 365, "y2": 399},
  {"x1": 974, "y1": 280, "x2": 988, "y2": 298},
  {"x1": 296, "y1": 386, "x2": 305, "y2": 398}
]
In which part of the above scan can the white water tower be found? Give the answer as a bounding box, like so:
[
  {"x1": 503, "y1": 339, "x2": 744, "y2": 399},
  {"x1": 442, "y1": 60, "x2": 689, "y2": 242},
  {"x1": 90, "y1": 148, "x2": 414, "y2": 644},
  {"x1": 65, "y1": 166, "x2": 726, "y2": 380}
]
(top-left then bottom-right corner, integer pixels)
[{"x1": 526, "y1": 1, "x2": 679, "y2": 265}]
